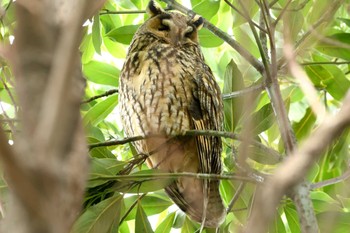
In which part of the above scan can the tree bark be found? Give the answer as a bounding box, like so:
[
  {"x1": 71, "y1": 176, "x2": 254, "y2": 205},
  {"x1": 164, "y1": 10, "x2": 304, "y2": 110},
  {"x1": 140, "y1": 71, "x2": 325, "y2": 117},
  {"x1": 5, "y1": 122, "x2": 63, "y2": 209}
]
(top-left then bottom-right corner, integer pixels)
[{"x1": 0, "y1": 0, "x2": 105, "y2": 232}]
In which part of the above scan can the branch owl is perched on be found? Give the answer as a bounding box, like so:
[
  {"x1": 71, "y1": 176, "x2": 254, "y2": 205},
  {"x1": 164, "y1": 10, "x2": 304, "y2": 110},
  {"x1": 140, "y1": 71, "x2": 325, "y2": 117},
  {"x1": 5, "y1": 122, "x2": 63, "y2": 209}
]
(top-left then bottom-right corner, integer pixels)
[{"x1": 119, "y1": 0, "x2": 225, "y2": 227}]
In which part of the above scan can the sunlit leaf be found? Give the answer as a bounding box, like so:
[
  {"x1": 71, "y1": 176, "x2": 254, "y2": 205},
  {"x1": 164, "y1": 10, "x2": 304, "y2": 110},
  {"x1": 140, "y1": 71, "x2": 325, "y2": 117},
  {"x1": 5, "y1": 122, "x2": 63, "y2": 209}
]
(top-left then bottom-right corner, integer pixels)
[
  {"x1": 181, "y1": 217, "x2": 198, "y2": 233},
  {"x1": 124, "y1": 195, "x2": 173, "y2": 221},
  {"x1": 106, "y1": 25, "x2": 140, "y2": 44},
  {"x1": 80, "y1": 34, "x2": 95, "y2": 64},
  {"x1": 83, "y1": 94, "x2": 118, "y2": 126},
  {"x1": 154, "y1": 212, "x2": 175, "y2": 233},
  {"x1": 83, "y1": 61, "x2": 120, "y2": 87},
  {"x1": 284, "y1": 206, "x2": 300, "y2": 233},
  {"x1": 136, "y1": 201, "x2": 154, "y2": 233},
  {"x1": 193, "y1": 0, "x2": 220, "y2": 20},
  {"x1": 92, "y1": 14, "x2": 102, "y2": 54},
  {"x1": 198, "y1": 28, "x2": 224, "y2": 47},
  {"x1": 269, "y1": 208, "x2": 287, "y2": 233},
  {"x1": 338, "y1": 17, "x2": 350, "y2": 27}
]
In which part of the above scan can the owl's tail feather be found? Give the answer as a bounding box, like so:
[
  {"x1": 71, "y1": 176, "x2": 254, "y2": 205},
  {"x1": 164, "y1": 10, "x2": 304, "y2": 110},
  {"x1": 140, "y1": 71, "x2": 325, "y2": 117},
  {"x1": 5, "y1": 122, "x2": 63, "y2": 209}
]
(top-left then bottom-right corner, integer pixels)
[{"x1": 165, "y1": 179, "x2": 226, "y2": 228}]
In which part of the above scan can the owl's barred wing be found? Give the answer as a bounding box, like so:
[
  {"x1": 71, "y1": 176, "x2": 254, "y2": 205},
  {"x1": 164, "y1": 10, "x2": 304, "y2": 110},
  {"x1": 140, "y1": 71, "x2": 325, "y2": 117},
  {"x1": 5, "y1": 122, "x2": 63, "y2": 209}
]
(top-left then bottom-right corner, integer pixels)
[
  {"x1": 190, "y1": 68, "x2": 223, "y2": 175},
  {"x1": 186, "y1": 68, "x2": 226, "y2": 227}
]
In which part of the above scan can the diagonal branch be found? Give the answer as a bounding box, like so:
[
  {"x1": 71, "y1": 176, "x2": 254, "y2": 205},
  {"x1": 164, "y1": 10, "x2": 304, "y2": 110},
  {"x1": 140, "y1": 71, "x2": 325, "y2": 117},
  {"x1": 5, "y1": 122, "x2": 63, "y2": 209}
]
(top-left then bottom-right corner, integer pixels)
[{"x1": 244, "y1": 91, "x2": 350, "y2": 233}]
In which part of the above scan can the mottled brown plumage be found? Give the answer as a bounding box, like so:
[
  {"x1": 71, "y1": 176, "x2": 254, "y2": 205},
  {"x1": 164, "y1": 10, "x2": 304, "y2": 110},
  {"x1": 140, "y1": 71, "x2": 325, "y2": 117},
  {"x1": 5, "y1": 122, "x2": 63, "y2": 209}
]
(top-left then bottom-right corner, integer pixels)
[{"x1": 119, "y1": 0, "x2": 225, "y2": 227}]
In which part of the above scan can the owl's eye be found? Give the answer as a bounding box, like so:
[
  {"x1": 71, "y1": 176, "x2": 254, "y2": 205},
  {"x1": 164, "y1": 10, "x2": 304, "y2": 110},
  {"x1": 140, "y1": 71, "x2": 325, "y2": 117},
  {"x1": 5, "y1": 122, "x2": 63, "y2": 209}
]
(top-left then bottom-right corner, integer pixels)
[
  {"x1": 184, "y1": 26, "x2": 194, "y2": 37},
  {"x1": 158, "y1": 15, "x2": 171, "y2": 31},
  {"x1": 158, "y1": 24, "x2": 170, "y2": 31}
]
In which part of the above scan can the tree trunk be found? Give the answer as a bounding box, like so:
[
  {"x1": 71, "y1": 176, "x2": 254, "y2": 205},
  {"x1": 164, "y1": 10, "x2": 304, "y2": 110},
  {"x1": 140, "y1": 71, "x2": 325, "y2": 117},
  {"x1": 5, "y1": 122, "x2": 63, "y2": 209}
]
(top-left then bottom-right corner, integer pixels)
[{"x1": 0, "y1": 0, "x2": 105, "y2": 232}]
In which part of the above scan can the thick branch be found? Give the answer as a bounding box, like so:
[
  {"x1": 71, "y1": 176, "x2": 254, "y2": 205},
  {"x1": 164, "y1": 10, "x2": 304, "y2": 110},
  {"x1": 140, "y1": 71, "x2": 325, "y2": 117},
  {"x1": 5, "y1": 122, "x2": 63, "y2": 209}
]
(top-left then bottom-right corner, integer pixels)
[{"x1": 244, "y1": 91, "x2": 350, "y2": 233}]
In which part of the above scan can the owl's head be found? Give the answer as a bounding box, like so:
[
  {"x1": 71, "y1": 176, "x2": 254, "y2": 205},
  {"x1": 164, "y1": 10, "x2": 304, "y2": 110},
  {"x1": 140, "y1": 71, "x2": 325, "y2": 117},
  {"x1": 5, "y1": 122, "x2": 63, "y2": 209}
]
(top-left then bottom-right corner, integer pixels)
[{"x1": 139, "y1": 0, "x2": 203, "y2": 47}]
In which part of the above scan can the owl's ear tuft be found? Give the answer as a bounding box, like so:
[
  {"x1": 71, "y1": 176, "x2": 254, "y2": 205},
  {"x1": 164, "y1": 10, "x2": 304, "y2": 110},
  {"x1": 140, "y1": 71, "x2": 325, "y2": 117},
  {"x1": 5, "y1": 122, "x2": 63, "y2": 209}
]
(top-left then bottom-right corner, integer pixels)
[
  {"x1": 147, "y1": 0, "x2": 164, "y2": 17},
  {"x1": 191, "y1": 15, "x2": 203, "y2": 30}
]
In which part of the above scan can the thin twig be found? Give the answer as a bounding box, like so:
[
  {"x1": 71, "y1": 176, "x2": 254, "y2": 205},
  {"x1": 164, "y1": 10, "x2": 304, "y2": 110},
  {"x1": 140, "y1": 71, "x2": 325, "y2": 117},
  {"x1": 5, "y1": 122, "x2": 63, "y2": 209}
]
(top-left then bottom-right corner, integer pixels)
[
  {"x1": 223, "y1": 0, "x2": 268, "y2": 33},
  {"x1": 90, "y1": 171, "x2": 263, "y2": 183},
  {"x1": 100, "y1": 9, "x2": 146, "y2": 15},
  {"x1": 81, "y1": 89, "x2": 118, "y2": 104},
  {"x1": 222, "y1": 83, "x2": 265, "y2": 100},
  {"x1": 226, "y1": 182, "x2": 246, "y2": 213},
  {"x1": 310, "y1": 168, "x2": 350, "y2": 189},
  {"x1": 301, "y1": 61, "x2": 350, "y2": 66},
  {"x1": 88, "y1": 129, "x2": 282, "y2": 162}
]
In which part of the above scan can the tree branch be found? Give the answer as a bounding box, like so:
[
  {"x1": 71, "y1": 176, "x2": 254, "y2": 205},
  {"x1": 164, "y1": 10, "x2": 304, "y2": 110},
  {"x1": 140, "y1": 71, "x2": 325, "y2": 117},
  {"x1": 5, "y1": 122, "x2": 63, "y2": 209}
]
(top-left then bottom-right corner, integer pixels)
[{"x1": 244, "y1": 91, "x2": 350, "y2": 233}]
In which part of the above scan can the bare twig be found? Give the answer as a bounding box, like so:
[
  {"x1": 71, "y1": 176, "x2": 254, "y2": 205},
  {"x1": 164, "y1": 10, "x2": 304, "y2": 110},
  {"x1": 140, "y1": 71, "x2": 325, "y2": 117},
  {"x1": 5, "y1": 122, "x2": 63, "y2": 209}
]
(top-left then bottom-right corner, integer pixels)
[
  {"x1": 90, "y1": 171, "x2": 262, "y2": 183},
  {"x1": 310, "y1": 168, "x2": 350, "y2": 189},
  {"x1": 222, "y1": 83, "x2": 265, "y2": 100},
  {"x1": 81, "y1": 89, "x2": 118, "y2": 104},
  {"x1": 226, "y1": 182, "x2": 246, "y2": 213},
  {"x1": 88, "y1": 129, "x2": 282, "y2": 162},
  {"x1": 301, "y1": 61, "x2": 350, "y2": 66}
]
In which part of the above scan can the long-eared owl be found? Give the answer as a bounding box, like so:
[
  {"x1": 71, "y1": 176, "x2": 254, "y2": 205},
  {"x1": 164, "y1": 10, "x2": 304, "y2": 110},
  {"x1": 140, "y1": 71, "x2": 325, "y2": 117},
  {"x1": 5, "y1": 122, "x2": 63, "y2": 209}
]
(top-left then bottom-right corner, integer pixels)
[{"x1": 119, "y1": 0, "x2": 225, "y2": 227}]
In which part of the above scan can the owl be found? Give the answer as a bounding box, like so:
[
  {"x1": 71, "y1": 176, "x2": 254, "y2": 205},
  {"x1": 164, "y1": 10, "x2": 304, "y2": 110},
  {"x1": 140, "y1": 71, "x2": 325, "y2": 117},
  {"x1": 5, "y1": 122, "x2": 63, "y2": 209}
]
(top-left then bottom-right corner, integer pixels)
[{"x1": 119, "y1": 0, "x2": 225, "y2": 228}]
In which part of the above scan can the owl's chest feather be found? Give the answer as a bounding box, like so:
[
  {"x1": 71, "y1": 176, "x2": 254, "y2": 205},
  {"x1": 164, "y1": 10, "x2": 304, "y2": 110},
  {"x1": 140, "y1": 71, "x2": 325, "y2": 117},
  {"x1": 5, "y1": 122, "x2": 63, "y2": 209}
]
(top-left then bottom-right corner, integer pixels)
[{"x1": 120, "y1": 45, "x2": 199, "y2": 135}]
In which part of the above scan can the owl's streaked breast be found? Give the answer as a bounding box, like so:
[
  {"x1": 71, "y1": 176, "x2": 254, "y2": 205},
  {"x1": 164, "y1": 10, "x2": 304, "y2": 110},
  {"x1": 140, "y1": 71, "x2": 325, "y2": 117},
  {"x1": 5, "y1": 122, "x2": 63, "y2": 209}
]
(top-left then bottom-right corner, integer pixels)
[{"x1": 120, "y1": 35, "x2": 203, "y2": 137}]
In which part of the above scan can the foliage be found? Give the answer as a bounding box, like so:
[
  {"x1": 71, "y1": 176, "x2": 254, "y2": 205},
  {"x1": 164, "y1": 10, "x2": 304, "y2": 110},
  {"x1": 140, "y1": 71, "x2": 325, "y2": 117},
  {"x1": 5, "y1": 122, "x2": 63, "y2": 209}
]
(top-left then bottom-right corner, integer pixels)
[{"x1": 0, "y1": 0, "x2": 350, "y2": 232}]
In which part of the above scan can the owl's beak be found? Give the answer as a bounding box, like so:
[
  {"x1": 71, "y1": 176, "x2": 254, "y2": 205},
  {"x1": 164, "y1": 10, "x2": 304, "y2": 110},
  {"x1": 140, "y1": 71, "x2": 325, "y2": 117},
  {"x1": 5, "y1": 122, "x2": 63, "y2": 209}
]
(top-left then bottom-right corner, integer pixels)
[{"x1": 169, "y1": 29, "x2": 182, "y2": 47}]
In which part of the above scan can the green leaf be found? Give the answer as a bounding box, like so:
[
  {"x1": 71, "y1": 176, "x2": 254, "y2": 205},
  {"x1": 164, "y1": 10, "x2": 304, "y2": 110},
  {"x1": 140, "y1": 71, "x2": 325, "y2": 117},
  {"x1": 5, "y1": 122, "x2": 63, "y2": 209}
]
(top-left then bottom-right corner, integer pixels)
[
  {"x1": 124, "y1": 195, "x2": 173, "y2": 221},
  {"x1": 100, "y1": 2, "x2": 122, "y2": 33},
  {"x1": 284, "y1": 3, "x2": 304, "y2": 41},
  {"x1": 92, "y1": 14, "x2": 102, "y2": 54},
  {"x1": 305, "y1": 64, "x2": 350, "y2": 100},
  {"x1": 71, "y1": 195, "x2": 123, "y2": 233},
  {"x1": 293, "y1": 108, "x2": 316, "y2": 141},
  {"x1": 198, "y1": 28, "x2": 224, "y2": 47},
  {"x1": 106, "y1": 25, "x2": 140, "y2": 44},
  {"x1": 222, "y1": 60, "x2": 245, "y2": 132},
  {"x1": 231, "y1": 0, "x2": 259, "y2": 27},
  {"x1": 269, "y1": 209, "x2": 286, "y2": 233},
  {"x1": 193, "y1": 0, "x2": 220, "y2": 20},
  {"x1": 250, "y1": 103, "x2": 275, "y2": 135},
  {"x1": 181, "y1": 217, "x2": 198, "y2": 233},
  {"x1": 80, "y1": 34, "x2": 95, "y2": 64},
  {"x1": 83, "y1": 61, "x2": 120, "y2": 87},
  {"x1": 88, "y1": 157, "x2": 127, "y2": 188},
  {"x1": 136, "y1": 201, "x2": 154, "y2": 233},
  {"x1": 154, "y1": 212, "x2": 175, "y2": 233},
  {"x1": 112, "y1": 169, "x2": 175, "y2": 193},
  {"x1": 284, "y1": 206, "x2": 300, "y2": 233},
  {"x1": 83, "y1": 94, "x2": 118, "y2": 126},
  {"x1": 310, "y1": 191, "x2": 342, "y2": 213},
  {"x1": 87, "y1": 137, "x2": 115, "y2": 159},
  {"x1": 247, "y1": 144, "x2": 281, "y2": 165},
  {"x1": 316, "y1": 33, "x2": 350, "y2": 60},
  {"x1": 338, "y1": 17, "x2": 350, "y2": 27},
  {"x1": 103, "y1": 36, "x2": 126, "y2": 58},
  {"x1": 233, "y1": 27, "x2": 260, "y2": 58}
]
